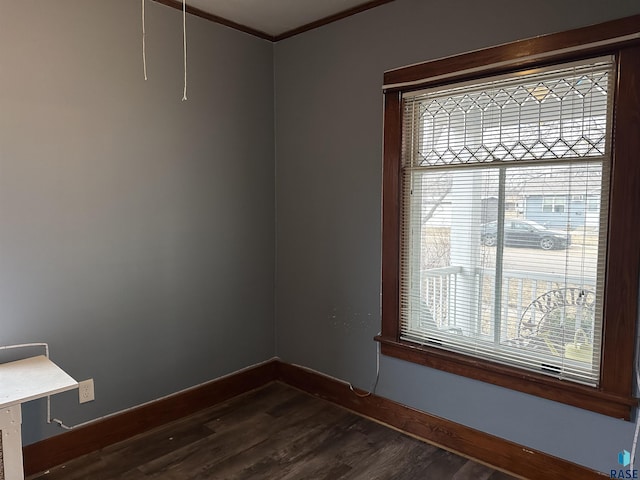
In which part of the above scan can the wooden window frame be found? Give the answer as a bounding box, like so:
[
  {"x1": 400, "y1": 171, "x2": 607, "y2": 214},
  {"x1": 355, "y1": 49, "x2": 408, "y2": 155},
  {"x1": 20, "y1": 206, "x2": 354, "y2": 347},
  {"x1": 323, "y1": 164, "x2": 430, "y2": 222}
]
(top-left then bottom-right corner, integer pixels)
[{"x1": 376, "y1": 15, "x2": 640, "y2": 419}]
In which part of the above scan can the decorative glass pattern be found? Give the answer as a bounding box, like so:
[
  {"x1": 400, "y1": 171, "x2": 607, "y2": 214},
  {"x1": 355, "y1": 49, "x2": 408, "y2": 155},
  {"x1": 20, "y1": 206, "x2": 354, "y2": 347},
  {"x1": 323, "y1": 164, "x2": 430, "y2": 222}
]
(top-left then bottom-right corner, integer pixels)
[{"x1": 403, "y1": 62, "x2": 611, "y2": 167}]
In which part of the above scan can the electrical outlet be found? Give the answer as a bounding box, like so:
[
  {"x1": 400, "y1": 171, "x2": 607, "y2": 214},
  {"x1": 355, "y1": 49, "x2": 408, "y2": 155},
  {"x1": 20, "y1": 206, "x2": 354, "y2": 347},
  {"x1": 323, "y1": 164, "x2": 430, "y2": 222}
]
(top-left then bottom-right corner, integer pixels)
[{"x1": 78, "y1": 378, "x2": 95, "y2": 403}]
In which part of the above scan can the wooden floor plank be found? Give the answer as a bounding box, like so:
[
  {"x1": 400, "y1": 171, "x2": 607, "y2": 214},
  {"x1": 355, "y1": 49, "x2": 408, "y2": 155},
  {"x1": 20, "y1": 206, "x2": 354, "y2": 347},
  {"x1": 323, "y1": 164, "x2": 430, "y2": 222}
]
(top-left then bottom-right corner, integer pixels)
[
  {"x1": 219, "y1": 407, "x2": 354, "y2": 480},
  {"x1": 27, "y1": 382, "x2": 519, "y2": 480}
]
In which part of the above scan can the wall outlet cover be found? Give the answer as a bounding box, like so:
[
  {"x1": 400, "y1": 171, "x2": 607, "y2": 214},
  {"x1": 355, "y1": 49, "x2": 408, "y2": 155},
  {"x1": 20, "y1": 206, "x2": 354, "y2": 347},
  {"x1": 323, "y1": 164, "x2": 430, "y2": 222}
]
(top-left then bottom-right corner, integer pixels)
[{"x1": 78, "y1": 378, "x2": 95, "y2": 403}]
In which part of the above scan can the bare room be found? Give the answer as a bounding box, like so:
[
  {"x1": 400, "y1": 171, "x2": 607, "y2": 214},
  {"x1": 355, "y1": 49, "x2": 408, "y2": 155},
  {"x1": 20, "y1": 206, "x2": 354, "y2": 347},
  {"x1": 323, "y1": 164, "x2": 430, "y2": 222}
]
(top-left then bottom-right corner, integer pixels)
[{"x1": 1, "y1": 1, "x2": 640, "y2": 479}]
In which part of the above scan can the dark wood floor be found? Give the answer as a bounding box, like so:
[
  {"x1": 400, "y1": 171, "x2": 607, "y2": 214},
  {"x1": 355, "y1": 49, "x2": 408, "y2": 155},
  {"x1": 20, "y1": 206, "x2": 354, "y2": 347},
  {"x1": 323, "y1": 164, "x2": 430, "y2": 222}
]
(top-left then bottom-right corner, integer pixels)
[{"x1": 27, "y1": 382, "x2": 519, "y2": 479}]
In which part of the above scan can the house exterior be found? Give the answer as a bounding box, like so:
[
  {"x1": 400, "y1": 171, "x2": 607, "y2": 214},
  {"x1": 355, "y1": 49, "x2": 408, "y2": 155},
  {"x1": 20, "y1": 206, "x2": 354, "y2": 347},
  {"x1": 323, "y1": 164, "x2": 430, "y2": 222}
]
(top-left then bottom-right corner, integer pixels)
[
  {"x1": 522, "y1": 193, "x2": 600, "y2": 230},
  {"x1": 482, "y1": 168, "x2": 603, "y2": 230}
]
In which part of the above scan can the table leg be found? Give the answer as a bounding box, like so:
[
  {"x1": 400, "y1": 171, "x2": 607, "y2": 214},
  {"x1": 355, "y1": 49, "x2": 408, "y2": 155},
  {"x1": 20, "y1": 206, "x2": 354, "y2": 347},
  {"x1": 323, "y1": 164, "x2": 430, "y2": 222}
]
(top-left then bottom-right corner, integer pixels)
[{"x1": 0, "y1": 405, "x2": 23, "y2": 480}]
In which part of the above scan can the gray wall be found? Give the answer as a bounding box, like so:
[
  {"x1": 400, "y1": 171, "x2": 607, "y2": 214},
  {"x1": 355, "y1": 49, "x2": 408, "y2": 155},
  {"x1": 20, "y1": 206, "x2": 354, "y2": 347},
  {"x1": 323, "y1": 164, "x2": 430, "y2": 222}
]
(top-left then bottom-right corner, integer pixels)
[
  {"x1": 274, "y1": 0, "x2": 640, "y2": 474},
  {"x1": 0, "y1": 0, "x2": 275, "y2": 444}
]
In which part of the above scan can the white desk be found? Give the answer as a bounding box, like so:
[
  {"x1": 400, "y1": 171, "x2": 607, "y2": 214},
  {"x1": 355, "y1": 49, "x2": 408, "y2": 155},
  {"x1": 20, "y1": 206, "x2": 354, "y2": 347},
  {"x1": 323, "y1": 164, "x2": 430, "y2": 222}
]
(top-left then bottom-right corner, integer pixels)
[{"x1": 0, "y1": 356, "x2": 77, "y2": 480}]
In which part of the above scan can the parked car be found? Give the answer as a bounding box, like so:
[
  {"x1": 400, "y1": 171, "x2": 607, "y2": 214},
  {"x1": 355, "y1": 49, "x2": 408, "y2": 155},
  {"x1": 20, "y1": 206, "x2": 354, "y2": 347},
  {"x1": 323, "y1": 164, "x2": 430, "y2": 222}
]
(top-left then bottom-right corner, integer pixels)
[{"x1": 481, "y1": 220, "x2": 571, "y2": 250}]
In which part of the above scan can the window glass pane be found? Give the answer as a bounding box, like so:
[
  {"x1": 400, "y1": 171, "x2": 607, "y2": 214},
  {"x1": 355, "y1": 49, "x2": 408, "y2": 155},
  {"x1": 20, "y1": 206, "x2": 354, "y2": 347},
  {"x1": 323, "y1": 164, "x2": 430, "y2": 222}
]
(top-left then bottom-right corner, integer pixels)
[{"x1": 401, "y1": 161, "x2": 605, "y2": 384}]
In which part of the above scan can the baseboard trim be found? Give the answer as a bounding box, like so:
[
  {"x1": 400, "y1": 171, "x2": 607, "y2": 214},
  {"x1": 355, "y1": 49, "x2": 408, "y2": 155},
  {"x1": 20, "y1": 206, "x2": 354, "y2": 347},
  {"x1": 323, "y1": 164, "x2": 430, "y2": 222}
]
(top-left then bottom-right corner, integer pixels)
[
  {"x1": 275, "y1": 361, "x2": 608, "y2": 480},
  {"x1": 23, "y1": 359, "x2": 607, "y2": 479},
  {"x1": 22, "y1": 359, "x2": 278, "y2": 476}
]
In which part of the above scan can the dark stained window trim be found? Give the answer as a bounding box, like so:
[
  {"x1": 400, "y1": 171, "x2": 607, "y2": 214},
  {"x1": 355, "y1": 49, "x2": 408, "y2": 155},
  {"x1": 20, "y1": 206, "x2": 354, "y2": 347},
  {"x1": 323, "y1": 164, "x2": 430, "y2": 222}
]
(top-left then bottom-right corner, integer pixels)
[
  {"x1": 383, "y1": 15, "x2": 640, "y2": 90},
  {"x1": 377, "y1": 15, "x2": 640, "y2": 420}
]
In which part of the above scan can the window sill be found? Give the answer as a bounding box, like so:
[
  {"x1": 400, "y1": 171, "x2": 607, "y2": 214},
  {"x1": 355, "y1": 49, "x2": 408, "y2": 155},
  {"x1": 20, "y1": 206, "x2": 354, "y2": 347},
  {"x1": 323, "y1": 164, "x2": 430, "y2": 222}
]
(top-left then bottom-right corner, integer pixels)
[{"x1": 375, "y1": 335, "x2": 636, "y2": 420}]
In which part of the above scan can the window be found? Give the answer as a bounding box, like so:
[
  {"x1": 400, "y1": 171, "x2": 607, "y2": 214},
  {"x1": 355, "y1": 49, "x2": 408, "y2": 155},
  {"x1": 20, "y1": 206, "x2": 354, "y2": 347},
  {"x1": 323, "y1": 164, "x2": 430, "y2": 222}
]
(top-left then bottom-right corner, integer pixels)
[
  {"x1": 402, "y1": 58, "x2": 610, "y2": 385},
  {"x1": 542, "y1": 196, "x2": 566, "y2": 213},
  {"x1": 378, "y1": 16, "x2": 640, "y2": 419}
]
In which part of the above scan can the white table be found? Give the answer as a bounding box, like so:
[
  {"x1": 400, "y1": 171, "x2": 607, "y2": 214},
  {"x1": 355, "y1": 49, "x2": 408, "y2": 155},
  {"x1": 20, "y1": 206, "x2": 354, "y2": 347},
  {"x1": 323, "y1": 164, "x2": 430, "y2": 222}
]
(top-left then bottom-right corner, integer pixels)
[{"x1": 0, "y1": 356, "x2": 78, "y2": 480}]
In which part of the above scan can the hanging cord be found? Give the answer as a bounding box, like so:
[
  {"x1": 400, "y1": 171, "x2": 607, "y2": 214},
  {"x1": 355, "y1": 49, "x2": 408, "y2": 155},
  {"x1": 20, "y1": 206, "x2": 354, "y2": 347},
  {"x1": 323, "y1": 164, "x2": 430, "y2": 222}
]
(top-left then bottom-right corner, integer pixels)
[
  {"x1": 349, "y1": 333, "x2": 381, "y2": 398},
  {"x1": 0, "y1": 343, "x2": 73, "y2": 430},
  {"x1": 629, "y1": 330, "x2": 640, "y2": 469},
  {"x1": 181, "y1": 0, "x2": 187, "y2": 101},
  {"x1": 142, "y1": 0, "x2": 147, "y2": 80}
]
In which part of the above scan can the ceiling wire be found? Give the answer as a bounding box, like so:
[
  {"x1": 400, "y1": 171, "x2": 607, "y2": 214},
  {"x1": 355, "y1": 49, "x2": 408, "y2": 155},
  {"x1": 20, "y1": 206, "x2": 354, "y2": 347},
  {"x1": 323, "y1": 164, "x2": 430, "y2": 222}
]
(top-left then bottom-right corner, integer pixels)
[
  {"x1": 142, "y1": 0, "x2": 187, "y2": 99},
  {"x1": 142, "y1": 0, "x2": 148, "y2": 80},
  {"x1": 182, "y1": 0, "x2": 188, "y2": 101}
]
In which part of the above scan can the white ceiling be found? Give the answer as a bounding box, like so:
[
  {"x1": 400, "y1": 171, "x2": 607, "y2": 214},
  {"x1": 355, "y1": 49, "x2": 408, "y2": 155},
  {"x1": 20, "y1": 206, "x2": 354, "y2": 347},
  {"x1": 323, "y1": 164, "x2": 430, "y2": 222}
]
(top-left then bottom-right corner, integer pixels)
[{"x1": 186, "y1": 0, "x2": 380, "y2": 37}]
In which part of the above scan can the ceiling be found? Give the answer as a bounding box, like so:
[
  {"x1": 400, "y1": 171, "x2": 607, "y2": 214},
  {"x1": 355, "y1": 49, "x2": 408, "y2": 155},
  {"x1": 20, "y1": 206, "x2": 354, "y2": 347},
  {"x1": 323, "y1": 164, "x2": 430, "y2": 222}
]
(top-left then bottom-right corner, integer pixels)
[{"x1": 160, "y1": 0, "x2": 394, "y2": 40}]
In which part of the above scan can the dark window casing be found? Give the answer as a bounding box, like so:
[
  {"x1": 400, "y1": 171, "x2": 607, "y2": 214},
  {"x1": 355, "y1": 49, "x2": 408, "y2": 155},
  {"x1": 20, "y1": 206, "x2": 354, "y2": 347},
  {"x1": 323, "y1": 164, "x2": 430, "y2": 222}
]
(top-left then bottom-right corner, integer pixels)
[{"x1": 377, "y1": 15, "x2": 640, "y2": 419}]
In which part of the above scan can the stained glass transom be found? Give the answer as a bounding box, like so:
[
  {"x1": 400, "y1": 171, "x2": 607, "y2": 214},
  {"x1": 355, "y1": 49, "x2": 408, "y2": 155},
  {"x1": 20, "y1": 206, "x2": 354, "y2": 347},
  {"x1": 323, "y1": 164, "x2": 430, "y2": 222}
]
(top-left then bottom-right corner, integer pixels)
[{"x1": 403, "y1": 60, "x2": 612, "y2": 167}]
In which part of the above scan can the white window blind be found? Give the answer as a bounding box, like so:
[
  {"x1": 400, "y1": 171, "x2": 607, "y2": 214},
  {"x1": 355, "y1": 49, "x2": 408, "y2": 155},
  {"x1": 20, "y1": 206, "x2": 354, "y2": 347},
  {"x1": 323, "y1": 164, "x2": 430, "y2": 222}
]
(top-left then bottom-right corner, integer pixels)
[{"x1": 399, "y1": 57, "x2": 613, "y2": 386}]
